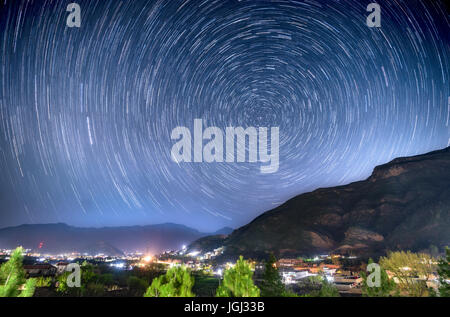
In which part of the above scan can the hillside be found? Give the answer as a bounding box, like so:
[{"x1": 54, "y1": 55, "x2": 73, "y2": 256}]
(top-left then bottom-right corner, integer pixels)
[{"x1": 194, "y1": 147, "x2": 450, "y2": 259}]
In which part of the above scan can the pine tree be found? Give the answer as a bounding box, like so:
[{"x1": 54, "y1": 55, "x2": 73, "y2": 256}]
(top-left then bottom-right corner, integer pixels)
[
  {"x1": 260, "y1": 254, "x2": 285, "y2": 297},
  {"x1": 360, "y1": 258, "x2": 397, "y2": 297},
  {"x1": 216, "y1": 256, "x2": 260, "y2": 297},
  {"x1": 438, "y1": 247, "x2": 450, "y2": 297},
  {"x1": 0, "y1": 247, "x2": 36, "y2": 297},
  {"x1": 144, "y1": 265, "x2": 195, "y2": 297}
]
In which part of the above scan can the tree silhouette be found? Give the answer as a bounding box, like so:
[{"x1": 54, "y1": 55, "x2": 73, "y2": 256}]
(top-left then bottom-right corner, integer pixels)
[
  {"x1": 144, "y1": 265, "x2": 195, "y2": 297},
  {"x1": 260, "y1": 254, "x2": 285, "y2": 297},
  {"x1": 216, "y1": 256, "x2": 260, "y2": 297},
  {"x1": 0, "y1": 247, "x2": 36, "y2": 297}
]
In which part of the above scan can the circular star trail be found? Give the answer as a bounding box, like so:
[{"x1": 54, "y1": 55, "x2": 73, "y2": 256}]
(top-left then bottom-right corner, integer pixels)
[{"x1": 0, "y1": 0, "x2": 449, "y2": 231}]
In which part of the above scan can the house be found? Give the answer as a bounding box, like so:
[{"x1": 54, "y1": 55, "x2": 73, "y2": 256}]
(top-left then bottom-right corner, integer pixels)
[
  {"x1": 23, "y1": 264, "x2": 57, "y2": 277},
  {"x1": 279, "y1": 267, "x2": 313, "y2": 284},
  {"x1": 55, "y1": 262, "x2": 70, "y2": 274},
  {"x1": 277, "y1": 258, "x2": 304, "y2": 268},
  {"x1": 333, "y1": 275, "x2": 363, "y2": 291}
]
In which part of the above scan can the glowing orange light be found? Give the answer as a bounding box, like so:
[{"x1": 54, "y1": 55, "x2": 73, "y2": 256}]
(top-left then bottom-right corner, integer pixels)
[{"x1": 143, "y1": 255, "x2": 152, "y2": 262}]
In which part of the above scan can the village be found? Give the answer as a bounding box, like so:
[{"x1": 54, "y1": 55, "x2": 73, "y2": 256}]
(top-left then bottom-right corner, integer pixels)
[
  {"x1": 0, "y1": 244, "x2": 443, "y2": 297},
  {"x1": 0, "y1": 246, "x2": 372, "y2": 296}
]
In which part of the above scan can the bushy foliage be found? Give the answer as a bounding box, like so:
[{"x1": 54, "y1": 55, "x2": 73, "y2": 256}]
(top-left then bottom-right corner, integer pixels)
[
  {"x1": 56, "y1": 271, "x2": 77, "y2": 295},
  {"x1": 35, "y1": 276, "x2": 52, "y2": 288},
  {"x1": 437, "y1": 247, "x2": 450, "y2": 297},
  {"x1": 297, "y1": 275, "x2": 339, "y2": 297},
  {"x1": 144, "y1": 265, "x2": 195, "y2": 297},
  {"x1": 216, "y1": 256, "x2": 260, "y2": 297},
  {"x1": 281, "y1": 290, "x2": 300, "y2": 297},
  {"x1": 297, "y1": 275, "x2": 322, "y2": 295},
  {"x1": 379, "y1": 251, "x2": 436, "y2": 297},
  {"x1": 360, "y1": 258, "x2": 397, "y2": 297},
  {"x1": 127, "y1": 276, "x2": 149, "y2": 296},
  {"x1": 0, "y1": 247, "x2": 36, "y2": 297},
  {"x1": 56, "y1": 261, "x2": 105, "y2": 296},
  {"x1": 308, "y1": 279, "x2": 340, "y2": 297},
  {"x1": 192, "y1": 274, "x2": 220, "y2": 297}
]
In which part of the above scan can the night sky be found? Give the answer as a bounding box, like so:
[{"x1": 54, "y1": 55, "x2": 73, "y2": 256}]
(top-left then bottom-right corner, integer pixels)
[{"x1": 0, "y1": 0, "x2": 449, "y2": 232}]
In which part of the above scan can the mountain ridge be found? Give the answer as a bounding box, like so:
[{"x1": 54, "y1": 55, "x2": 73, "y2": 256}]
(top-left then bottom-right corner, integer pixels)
[
  {"x1": 0, "y1": 222, "x2": 220, "y2": 255},
  {"x1": 190, "y1": 146, "x2": 450, "y2": 259}
]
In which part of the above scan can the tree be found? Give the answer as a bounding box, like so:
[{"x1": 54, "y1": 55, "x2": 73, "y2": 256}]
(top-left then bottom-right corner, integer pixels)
[
  {"x1": 304, "y1": 277, "x2": 340, "y2": 297},
  {"x1": 99, "y1": 273, "x2": 115, "y2": 289},
  {"x1": 379, "y1": 251, "x2": 436, "y2": 297},
  {"x1": 297, "y1": 275, "x2": 322, "y2": 295},
  {"x1": 317, "y1": 280, "x2": 340, "y2": 297},
  {"x1": 35, "y1": 276, "x2": 52, "y2": 288},
  {"x1": 80, "y1": 261, "x2": 106, "y2": 296},
  {"x1": 127, "y1": 276, "x2": 149, "y2": 296},
  {"x1": 360, "y1": 258, "x2": 397, "y2": 297},
  {"x1": 260, "y1": 254, "x2": 285, "y2": 297},
  {"x1": 296, "y1": 275, "x2": 339, "y2": 297},
  {"x1": 0, "y1": 247, "x2": 36, "y2": 297},
  {"x1": 144, "y1": 265, "x2": 195, "y2": 297},
  {"x1": 437, "y1": 247, "x2": 450, "y2": 297},
  {"x1": 56, "y1": 271, "x2": 79, "y2": 296},
  {"x1": 216, "y1": 256, "x2": 260, "y2": 297},
  {"x1": 56, "y1": 261, "x2": 105, "y2": 296}
]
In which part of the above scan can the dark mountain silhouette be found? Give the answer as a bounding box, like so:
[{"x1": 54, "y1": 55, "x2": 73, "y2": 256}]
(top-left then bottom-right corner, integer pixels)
[
  {"x1": 0, "y1": 223, "x2": 210, "y2": 255},
  {"x1": 191, "y1": 146, "x2": 450, "y2": 259},
  {"x1": 186, "y1": 234, "x2": 228, "y2": 255},
  {"x1": 186, "y1": 228, "x2": 233, "y2": 253},
  {"x1": 212, "y1": 227, "x2": 234, "y2": 235},
  {"x1": 82, "y1": 241, "x2": 125, "y2": 257}
]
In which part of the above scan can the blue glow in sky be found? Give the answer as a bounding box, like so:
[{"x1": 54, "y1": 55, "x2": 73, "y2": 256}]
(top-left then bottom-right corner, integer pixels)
[{"x1": 0, "y1": 0, "x2": 448, "y2": 231}]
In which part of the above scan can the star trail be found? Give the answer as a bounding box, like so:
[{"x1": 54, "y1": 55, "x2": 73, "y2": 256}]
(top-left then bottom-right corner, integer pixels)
[{"x1": 0, "y1": 0, "x2": 449, "y2": 231}]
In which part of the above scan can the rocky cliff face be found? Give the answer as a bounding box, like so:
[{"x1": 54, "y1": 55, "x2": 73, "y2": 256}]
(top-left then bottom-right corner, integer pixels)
[{"x1": 208, "y1": 147, "x2": 450, "y2": 259}]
